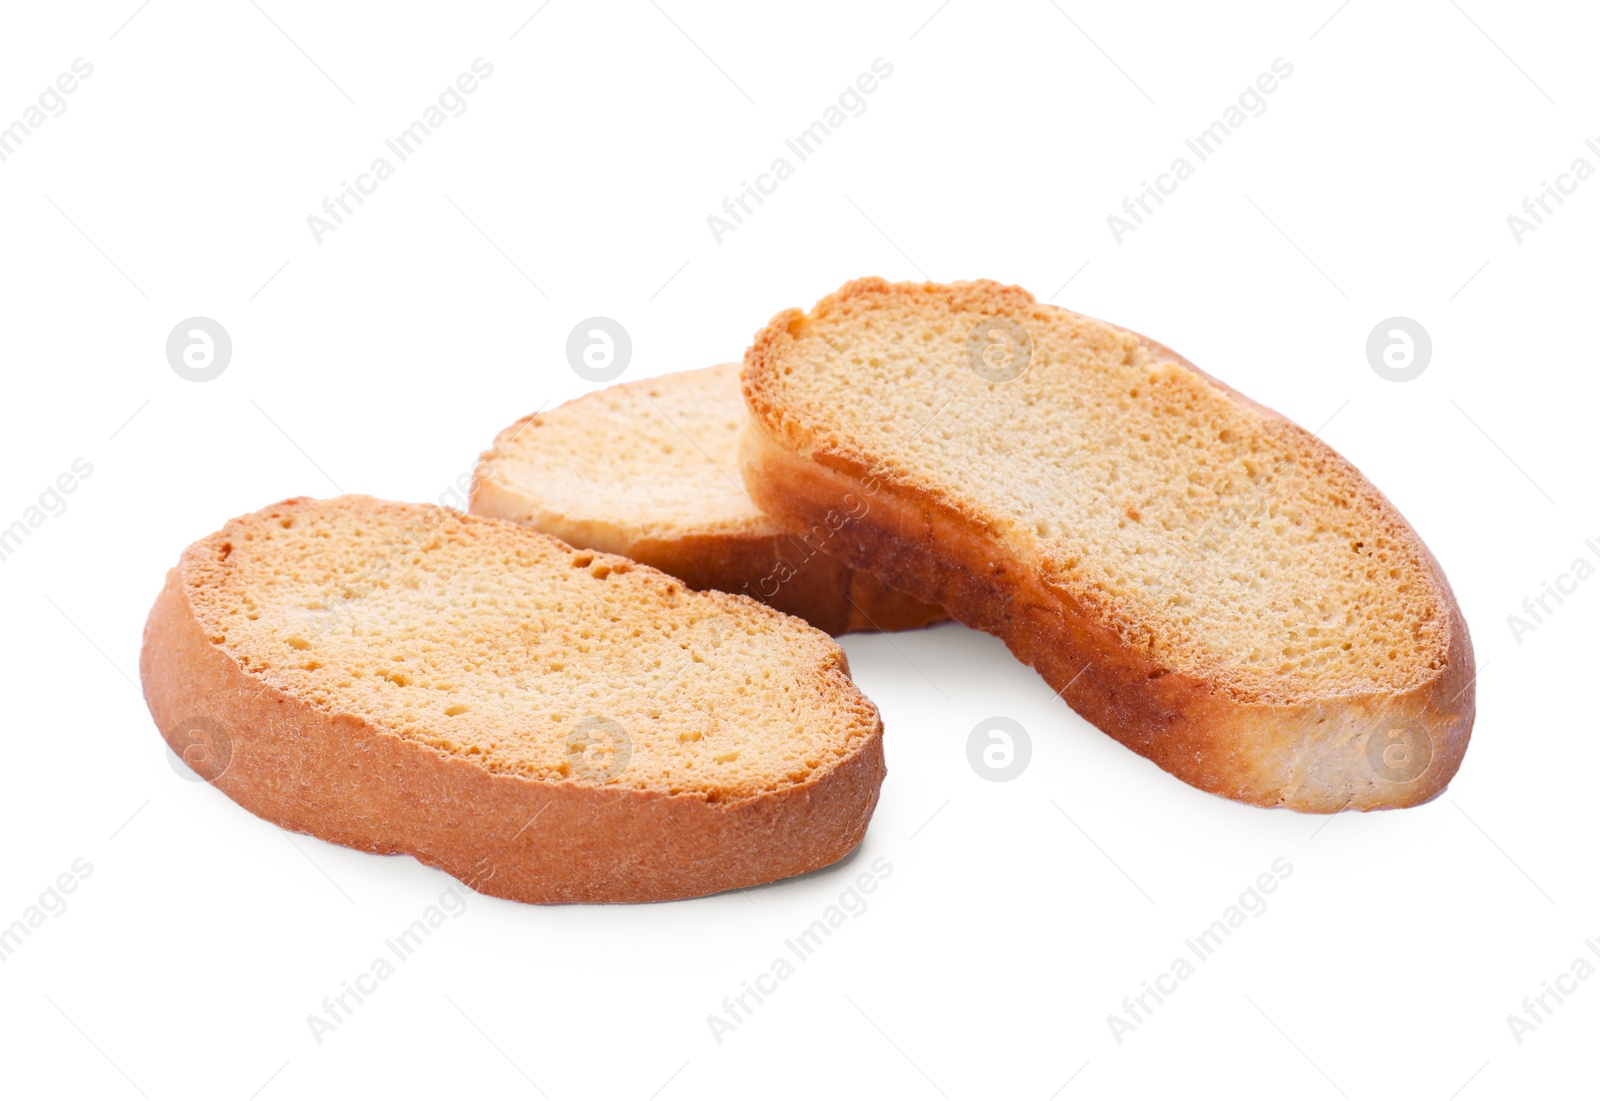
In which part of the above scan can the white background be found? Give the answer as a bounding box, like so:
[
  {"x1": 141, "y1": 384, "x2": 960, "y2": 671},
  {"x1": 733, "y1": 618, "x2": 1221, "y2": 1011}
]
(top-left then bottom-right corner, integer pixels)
[{"x1": 1, "y1": 1, "x2": 1594, "y2": 1098}]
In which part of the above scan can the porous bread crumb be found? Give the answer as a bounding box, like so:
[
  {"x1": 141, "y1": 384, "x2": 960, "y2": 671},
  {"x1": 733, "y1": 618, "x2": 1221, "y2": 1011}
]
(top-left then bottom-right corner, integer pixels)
[
  {"x1": 744, "y1": 279, "x2": 1450, "y2": 702},
  {"x1": 182, "y1": 496, "x2": 878, "y2": 801},
  {"x1": 485, "y1": 363, "x2": 771, "y2": 542}
]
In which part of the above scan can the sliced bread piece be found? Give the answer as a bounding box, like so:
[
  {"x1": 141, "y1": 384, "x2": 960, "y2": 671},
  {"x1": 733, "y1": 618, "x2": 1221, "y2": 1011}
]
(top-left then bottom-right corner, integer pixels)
[
  {"x1": 140, "y1": 495, "x2": 885, "y2": 903},
  {"x1": 471, "y1": 363, "x2": 944, "y2": 635},
  {"x1": 740, "y1": 278, "x2": 1474, "y2": 812}
]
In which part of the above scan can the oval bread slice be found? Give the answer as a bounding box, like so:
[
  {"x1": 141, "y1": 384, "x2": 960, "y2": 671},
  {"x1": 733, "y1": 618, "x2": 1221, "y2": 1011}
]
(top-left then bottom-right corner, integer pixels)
[
  {"x1": 471, "y1": 363, "x2": 944, "y2": 634},
  {"x1": 740, "y1": 278, "x2": 1474, "y2": 812},
  {"x1": 140, "y1": 495, "x2": 885, "y2": 903}
]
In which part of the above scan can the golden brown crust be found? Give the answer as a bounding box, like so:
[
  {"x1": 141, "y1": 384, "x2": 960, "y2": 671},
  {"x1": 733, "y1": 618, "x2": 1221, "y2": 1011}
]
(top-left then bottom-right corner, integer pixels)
[
  {"x1": 620, "y1": 526, "x2": 944, "y2": 635},
  {"x1": 139, "y1": 506, "x2": 887, "y2": 903},
  {"x1": 740, "y1": 279, "x2": 1475, "y2": 812}
]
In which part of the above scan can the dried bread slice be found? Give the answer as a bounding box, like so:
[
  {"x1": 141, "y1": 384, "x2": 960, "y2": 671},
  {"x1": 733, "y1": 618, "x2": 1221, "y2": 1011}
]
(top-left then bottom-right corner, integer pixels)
[
  {"x1": 740, "y1": 278, "x2": 1474, "y2": 812},
  {"x1": 140, "y1": 495, "x2": 885, "y2": 903},
  {"x1": 471, "y1": 363, "x2": 943, "y2": 634}
]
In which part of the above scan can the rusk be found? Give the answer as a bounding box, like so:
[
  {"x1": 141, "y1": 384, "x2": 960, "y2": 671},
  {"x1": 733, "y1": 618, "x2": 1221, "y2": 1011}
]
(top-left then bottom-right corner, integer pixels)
[
  {"x1": 472, "y1": 363, "x2": 943, "y2": 634},
  {"x1": 740, "y1": 278, "x2": 1473, "y2": 812},
  {"x1": 140, "y1": 495, "x2": 885, "y2": 902}
]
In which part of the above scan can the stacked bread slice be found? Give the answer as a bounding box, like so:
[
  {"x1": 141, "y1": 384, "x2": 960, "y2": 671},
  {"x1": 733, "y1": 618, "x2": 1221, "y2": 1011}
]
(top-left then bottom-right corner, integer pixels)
[{"x1": 471, "y1": 363, "x2": 943, "y2": 635}]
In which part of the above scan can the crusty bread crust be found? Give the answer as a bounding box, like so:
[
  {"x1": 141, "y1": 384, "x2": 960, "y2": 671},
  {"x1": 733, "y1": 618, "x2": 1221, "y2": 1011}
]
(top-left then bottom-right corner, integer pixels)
[
  {"x1": 140, "y1": 501, "x2": 886, "y2": 903},
  {"x1": 613, "y1": 524, "x2": 944, "y2": 635},
  {"x1": 740, "y1": 278, "x2": 1475, "y2": 812},
  {"x1": 471, "y1": 366, "x2": 944, "y2": 635}
]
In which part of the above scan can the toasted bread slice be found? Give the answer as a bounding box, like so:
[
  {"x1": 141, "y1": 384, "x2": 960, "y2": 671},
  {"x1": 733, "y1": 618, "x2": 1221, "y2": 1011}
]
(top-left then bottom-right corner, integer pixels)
[
  {"x1": 740, "y1": 278, "x2": 1474, "y2": 812},
  {"x1": 139, "y1": 496, "x2": 885, "y2": 903},
  {"x1": 471, "y1": 363, "x2": 943, "y2": 635}
]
